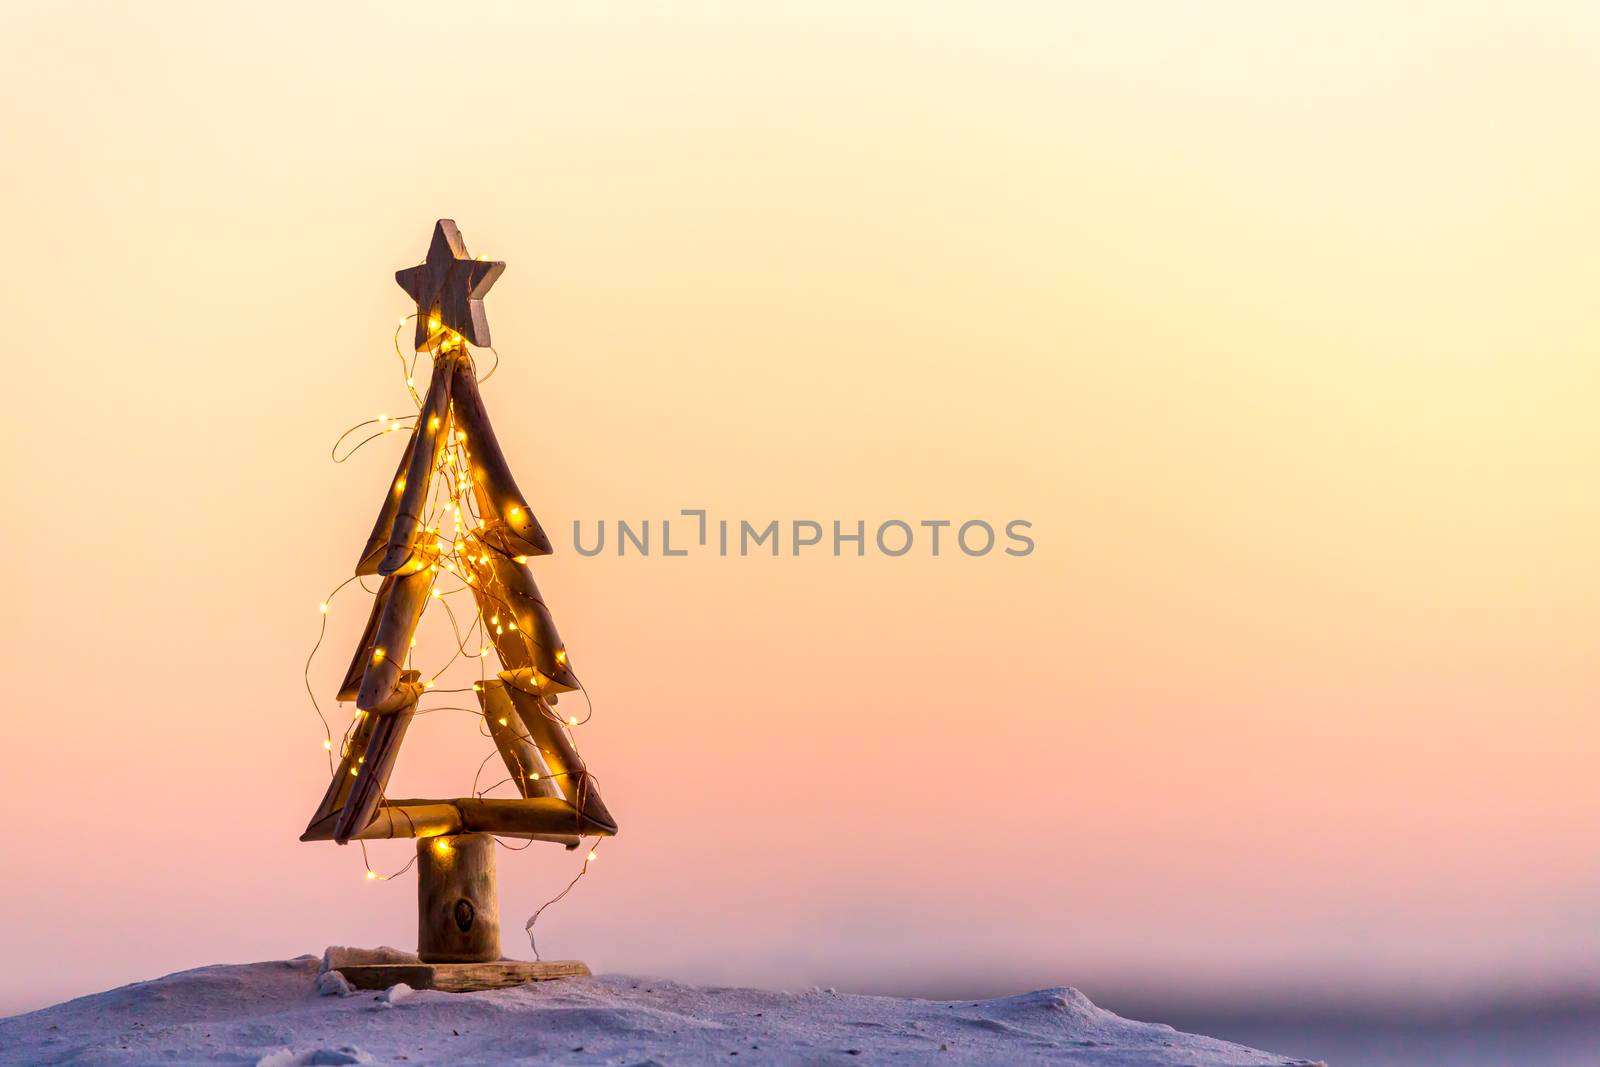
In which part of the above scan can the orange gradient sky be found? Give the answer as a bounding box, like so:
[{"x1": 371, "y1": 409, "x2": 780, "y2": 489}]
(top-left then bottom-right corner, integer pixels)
[{"x1": 2, "y1": 2, "x2": 1597, "y2": 1014}]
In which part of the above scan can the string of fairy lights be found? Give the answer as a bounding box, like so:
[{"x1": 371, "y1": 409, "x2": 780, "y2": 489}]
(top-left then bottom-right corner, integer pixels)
[{"x1": 304, "y1": 313, "x2": 602, "y2": 952}]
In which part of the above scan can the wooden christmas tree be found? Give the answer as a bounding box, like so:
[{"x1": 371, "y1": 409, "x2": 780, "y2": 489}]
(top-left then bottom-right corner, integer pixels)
[{"x1": 302, "y1": 220, "x2": 616, "y2": 990}]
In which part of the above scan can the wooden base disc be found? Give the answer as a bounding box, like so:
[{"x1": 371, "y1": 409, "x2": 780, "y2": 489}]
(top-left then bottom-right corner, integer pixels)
[{"x1": 338, "y1": 959, "x2": 590, "y2": 993}]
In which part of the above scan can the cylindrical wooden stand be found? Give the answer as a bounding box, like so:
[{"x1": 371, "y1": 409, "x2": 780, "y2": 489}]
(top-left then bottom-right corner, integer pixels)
[{"x1": 417, "y1": 833, "x2": 501, "y2": 963}]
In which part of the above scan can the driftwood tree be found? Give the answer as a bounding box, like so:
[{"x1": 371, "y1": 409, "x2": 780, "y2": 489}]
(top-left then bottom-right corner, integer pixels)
[{"x1": 303, "y1": 220, "x2": 616, "y2": 991}]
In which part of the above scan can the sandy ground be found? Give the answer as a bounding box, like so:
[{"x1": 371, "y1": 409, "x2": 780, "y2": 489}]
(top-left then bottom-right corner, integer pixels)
[{"x1": 0, "y1": 954, "x2": 1324, "y2": 1066}]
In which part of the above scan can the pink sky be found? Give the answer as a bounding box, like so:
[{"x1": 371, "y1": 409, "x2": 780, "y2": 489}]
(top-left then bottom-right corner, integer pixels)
[{"x1": 2, "y1": 2, "x2": 1597, "y2": 1015}]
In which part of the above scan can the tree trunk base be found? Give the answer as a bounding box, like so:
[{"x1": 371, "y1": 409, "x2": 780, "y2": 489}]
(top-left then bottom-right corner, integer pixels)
[
  {"x1": 324, "y1": 833, "x2": 594, "y2": 992},
  {"x1": 417, "y1": 833, "x2": 501, "y2": 963}
]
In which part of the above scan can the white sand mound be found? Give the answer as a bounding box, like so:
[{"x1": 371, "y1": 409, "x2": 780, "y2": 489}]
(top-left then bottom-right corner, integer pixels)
[{"x1": 0, "y1": 956, "x2": 1323, "y2": 1066}]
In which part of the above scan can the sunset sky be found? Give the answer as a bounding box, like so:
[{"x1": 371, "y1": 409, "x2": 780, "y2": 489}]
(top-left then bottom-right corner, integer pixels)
[{"x1": 2, "y1": 2, "x2": 1597, "y2": 1015}]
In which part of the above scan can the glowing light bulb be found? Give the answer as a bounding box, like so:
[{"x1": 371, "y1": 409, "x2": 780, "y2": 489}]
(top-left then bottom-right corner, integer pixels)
[
  {"x1": 479, "y1": 647, "x2": 490, "y2": 658},
  {"x1": 509, "y1": 506, "x2": 522, "y2": 520},
  {"x1": 555, "y1": 648, "x2": 568, "y2": 665},
  {"x1": 423, "y1": 678, "x2": 435, "y2": 689},
  {"x1": 366, "y1": 869, "x2": 377, "y2": 879},
  {"x1": 472, "y1": 683, "x2": 483, "y2": 692},
  {"x1": 514, "y1": 556, "x2": 528, "y2": 564},
  {"x1": 431, "y1": 589, "x2": 441, "y2": 599},
  {"x1": 322, "y1": 739, "x2": 332, "y2": 751},
  {"x1": 429, "y1": 415, "x2": 441, "y2": 430},
  {"x1": 508, "y1": 622, "x2": 518, "y2": 632},
  {"x1": 567, "y1": 716, "x2": 579, "y2": 727},
  {"x1": 586, "y1": 850, "x2": 598, "y2": 862},
  {"x1": 372, "y1": 648, "x2": 385, "y2": 662},
  {"x1": 350, "y1": 767, "x2": 359, "y2": 777},
  {"x1": 429, "y1": 316, "x2": 441, "y2": 330},
  {"x1": 378, "y1": 412, "x2": 388, "y2": 423},
  {"x1": 407, "y1": 376, "x2": 415, "y2": 387},
  {"x1": 318, "y1": 601, "x2": 329, "y2": 614},
  {"x1": 497, "y1": 717, "x2": 508, "y2": 726}
]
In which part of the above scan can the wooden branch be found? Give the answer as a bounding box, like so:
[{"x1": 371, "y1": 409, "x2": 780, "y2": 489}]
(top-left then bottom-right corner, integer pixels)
[
  {"x1": 303, "y1": 801, "x2": 464, "y2": 842},
  {"x1": 451, "y1": 355, "x2": 552, "y2": 558},
  {"x1": 478, "y1": 679, "x2": 561, "y2": 799},
  {"x1": 334, "y1": 689, "x2": 419, "y2": 844},
  {"x1": 355, "y1": 431, "x2": 417, "y2": 577},
  {"x1": 378, "y1": 354, "x2": 457, "y2": 576},
  {"x1": 303, "y1": 699, "x2": 386, "y2": 837},
  {"x1": 452, "y1": 796, "x2": 616, "y2": 838},
  {"x1": 467, "y1": 553, "x2": 580, "y2": 692},
  {"x1": 303, "y1": 799, "x2": 593, "y2": 845},
  {"x1": 302, "y1": 674, "x2": 420, "y2": 844},
  {"x1": 337, "y1": 576, "x2": 391, "y2": 702},
  {"x1": 504, "y1": 679, "x2": 618, "y2": 834},
  {"x1": 356, "y1": 569, "x2": 434, "y2": 712},
  {"x1": 324, "y1": 573, "x2": 429, "y2": 837}
]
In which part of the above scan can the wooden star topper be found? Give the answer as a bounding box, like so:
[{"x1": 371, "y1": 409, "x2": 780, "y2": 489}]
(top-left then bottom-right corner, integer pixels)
[{"x1": 395, "y1": 220, "x2": 506, "y2": 351}]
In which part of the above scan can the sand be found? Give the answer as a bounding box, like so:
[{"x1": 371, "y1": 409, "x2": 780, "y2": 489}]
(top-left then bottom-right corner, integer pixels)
[{"x1": 0, "y1": 954, "x2": 1324, "y2": 1066}]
